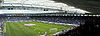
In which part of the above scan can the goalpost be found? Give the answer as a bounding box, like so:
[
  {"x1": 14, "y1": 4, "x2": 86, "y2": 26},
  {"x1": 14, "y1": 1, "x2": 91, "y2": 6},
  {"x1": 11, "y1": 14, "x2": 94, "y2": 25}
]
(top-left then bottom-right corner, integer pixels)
[{"x1": 49, "y1": 28, "x2": 58, "y2": 33}]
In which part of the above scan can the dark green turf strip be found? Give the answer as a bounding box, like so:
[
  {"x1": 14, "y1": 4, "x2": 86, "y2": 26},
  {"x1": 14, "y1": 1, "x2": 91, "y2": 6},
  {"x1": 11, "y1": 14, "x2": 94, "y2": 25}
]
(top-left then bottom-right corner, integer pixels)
[{"x1": 6, "y1": 21, "x2": 72, "y2": 36}]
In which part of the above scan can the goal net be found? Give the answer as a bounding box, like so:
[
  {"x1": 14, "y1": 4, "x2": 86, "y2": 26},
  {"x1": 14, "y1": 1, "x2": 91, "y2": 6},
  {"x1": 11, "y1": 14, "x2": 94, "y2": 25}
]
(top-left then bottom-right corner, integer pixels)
[{"x1": 49, "y1": 28, "x2": 58, "y2": 33}]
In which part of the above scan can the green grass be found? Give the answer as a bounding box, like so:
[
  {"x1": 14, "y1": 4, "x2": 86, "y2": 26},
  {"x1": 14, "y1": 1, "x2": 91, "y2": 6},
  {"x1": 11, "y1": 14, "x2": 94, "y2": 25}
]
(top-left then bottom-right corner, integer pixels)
[
  {"x1": 5, "y1": 21, "x2": 72, "y2": 36},
  {"x1": 0, "y1": 34, "x2": 1, "y2": 36}
]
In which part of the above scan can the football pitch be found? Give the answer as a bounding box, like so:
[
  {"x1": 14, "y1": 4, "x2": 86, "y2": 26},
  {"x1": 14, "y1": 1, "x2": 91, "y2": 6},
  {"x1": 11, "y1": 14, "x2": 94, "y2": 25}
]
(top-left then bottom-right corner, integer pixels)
[{"x1": 5, "y1": 21, "x2": 72, "y2": 36}]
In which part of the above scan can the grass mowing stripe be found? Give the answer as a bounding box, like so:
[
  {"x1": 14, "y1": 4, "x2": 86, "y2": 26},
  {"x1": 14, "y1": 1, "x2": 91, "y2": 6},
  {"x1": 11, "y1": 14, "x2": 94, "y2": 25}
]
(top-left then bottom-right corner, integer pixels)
[
  {"x1": 13, "y1": 22, "x2": 36, "y2": 36},
  {"x1": 6, "y1": 23, "x2": 11, "y2": 36},
  {"x1": 6, "y1": 21, "x2": 73, "y2": 36}
]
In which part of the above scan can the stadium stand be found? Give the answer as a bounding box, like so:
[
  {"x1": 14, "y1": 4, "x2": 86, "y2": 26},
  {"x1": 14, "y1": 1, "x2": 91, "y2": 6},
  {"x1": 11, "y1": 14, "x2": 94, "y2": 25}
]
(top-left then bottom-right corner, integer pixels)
[
  {"x1": 32, "y1": 16, "x2": 85, "y2": 25},
  {"x1": 0, "y1": 16, "x2": 85, "y2": 25},
  {"x1": 0, "y1": 16, "x2": 100, "y2": 36},
  {"x1": 0, "y1": 16, "x2": 85, "y2": 36},
  {"x1": 0, "y1": 0, "x2": 100, "y2": 36},
  {"x1": 55, "y1": 16, "x2": 100, "y2": 36},
  {"x1": 0, "y1": 16, "x2": 33, "y2": 22}
]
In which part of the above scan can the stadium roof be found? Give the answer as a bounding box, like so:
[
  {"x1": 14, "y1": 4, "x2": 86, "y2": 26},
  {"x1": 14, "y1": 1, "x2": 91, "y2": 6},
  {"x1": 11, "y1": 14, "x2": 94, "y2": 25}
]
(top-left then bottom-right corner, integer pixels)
[
  {"x1": 1, "y1": 0, "x2": 91, "y2": 14},
  {"x1": 53, "y1": 0, "x2": 100, "y2": 14}
]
